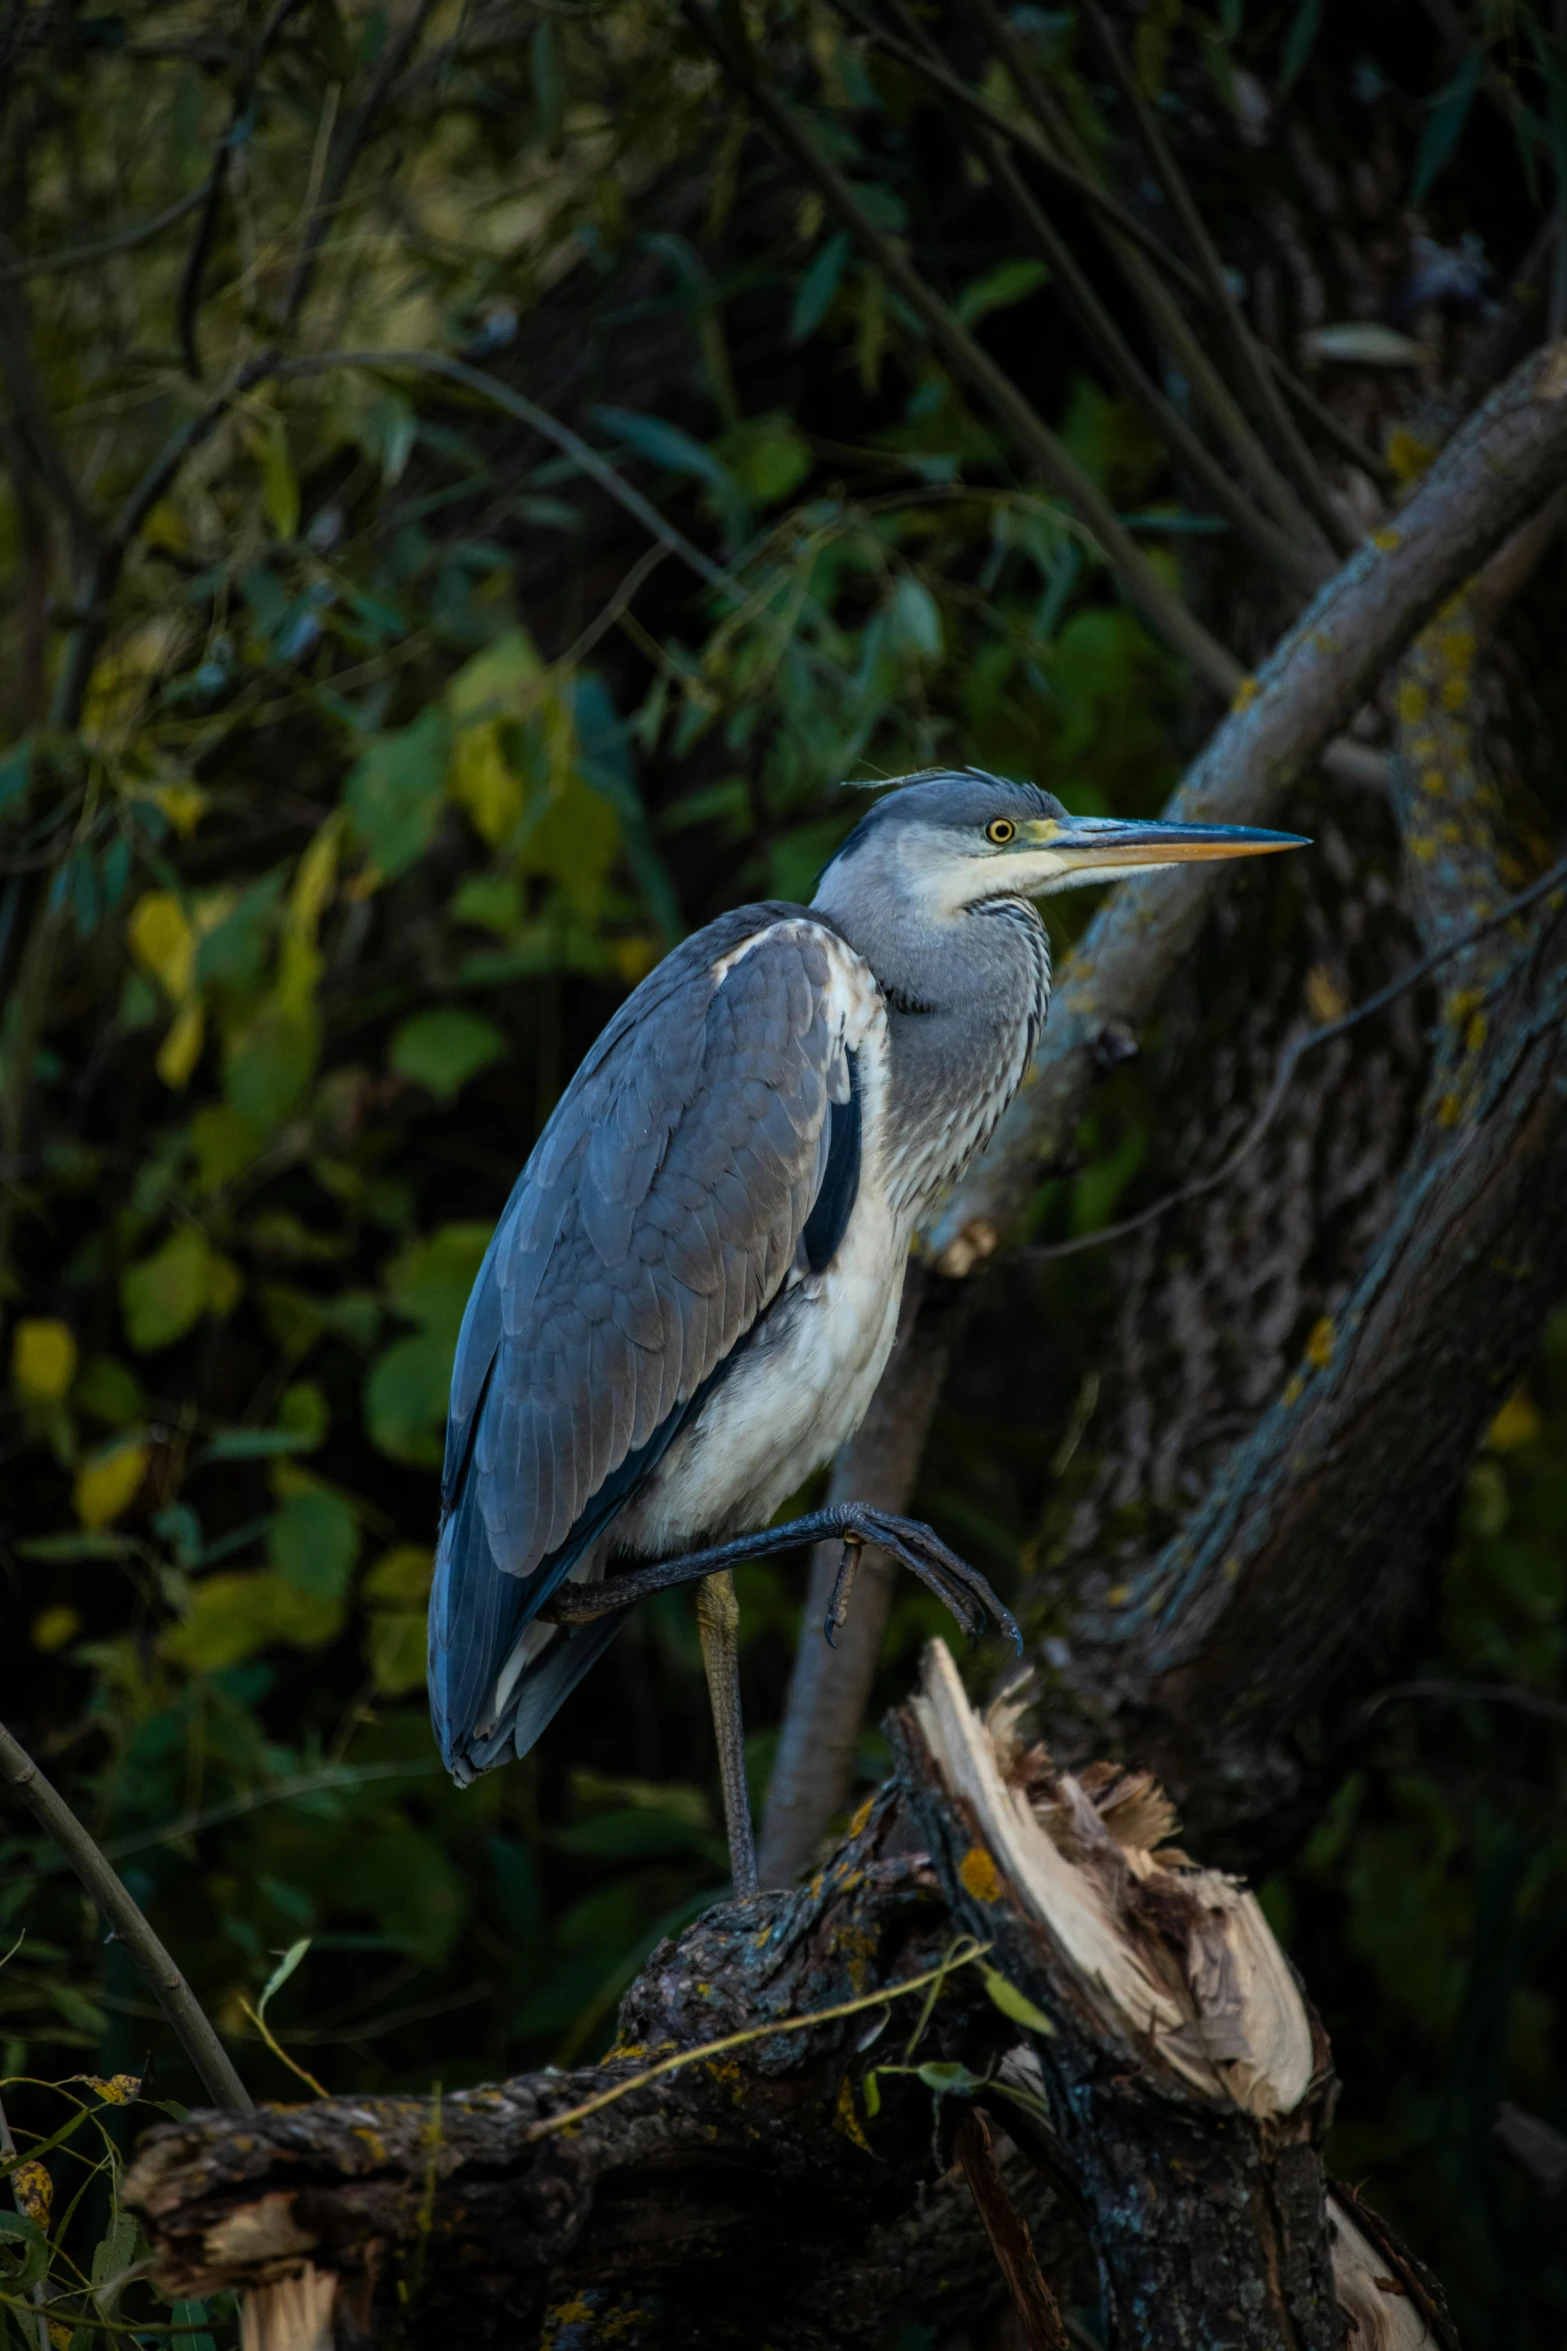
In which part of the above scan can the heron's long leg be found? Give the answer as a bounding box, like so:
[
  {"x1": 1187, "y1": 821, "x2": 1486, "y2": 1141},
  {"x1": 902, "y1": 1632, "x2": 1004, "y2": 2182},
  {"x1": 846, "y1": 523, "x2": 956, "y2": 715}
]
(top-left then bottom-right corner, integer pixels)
[
  {"x1": 695, "y1": 1570, "x2": 758, "y2": 1899},
  {"x1": 540, "y1": 1507, "x2": 1022, "y2": 1655}
]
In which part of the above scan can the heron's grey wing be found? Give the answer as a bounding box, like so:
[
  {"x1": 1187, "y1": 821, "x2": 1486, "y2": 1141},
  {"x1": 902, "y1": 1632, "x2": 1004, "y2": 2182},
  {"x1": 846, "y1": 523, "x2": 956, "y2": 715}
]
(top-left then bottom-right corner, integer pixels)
[{"x1": 427, "y1": 906, "x2": 874, "y2": 1779}]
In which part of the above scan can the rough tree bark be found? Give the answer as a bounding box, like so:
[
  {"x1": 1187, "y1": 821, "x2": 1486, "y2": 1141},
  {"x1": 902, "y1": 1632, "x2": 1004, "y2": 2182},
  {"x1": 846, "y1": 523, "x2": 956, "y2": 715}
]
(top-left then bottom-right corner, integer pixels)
[
  {"x1": 125, "y1": 1644, "x2": 1456, "y2": 2351},
  {"x1": 760, "y1": 336, "x2": 1567, "y2": 1875}
]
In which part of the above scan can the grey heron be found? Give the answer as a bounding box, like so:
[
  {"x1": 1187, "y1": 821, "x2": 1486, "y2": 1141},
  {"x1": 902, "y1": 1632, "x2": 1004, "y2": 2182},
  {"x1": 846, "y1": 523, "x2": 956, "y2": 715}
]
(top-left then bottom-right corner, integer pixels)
[{"x1": 428, "y1": 770, "x2": 1305, "y2": 1892}]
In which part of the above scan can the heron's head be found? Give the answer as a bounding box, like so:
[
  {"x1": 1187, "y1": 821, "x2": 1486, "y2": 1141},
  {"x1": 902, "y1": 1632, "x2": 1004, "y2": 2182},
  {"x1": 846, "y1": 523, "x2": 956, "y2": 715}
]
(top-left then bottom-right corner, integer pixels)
[{"x1": 812, "y1": 769, "x2": 1306, "y2": 926}]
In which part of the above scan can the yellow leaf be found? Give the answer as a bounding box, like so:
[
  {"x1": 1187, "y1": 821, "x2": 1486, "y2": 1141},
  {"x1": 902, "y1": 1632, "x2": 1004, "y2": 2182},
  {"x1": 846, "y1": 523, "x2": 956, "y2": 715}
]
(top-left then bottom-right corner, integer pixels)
[
  {"x1": 13, "y1": 1318, "x2": 78, "y2": 1402},
  {"x1": 74, "y1": 1437, "x2": 149, "y2": 1529},
  {"x1": 833, "y1": 2074, "x2": 872, "y2": 2152},
  {"x1": 11, "y1": 2157, "x2": 51, "y2": 2228},
  {"x1": 446, "y1": 628, "x2": 543, "y2": 729},
  {"x1": 290, "y1": 816, "x2": 342, "y2": 945},
  {"x1": 363, "y1": 1543, "x2": 435, "y2": 1606},
  {"x1": 146, "y1": 781, "x2": 209, "y2": 838},
  {"x1": 449, "y1": 716, "x2": 524, "y2": 845},
  {"x1": 33, "y1": 1605, "x2": 82, "y2": 1653},
  {"x1": 1487, "y1": 1387, "x2": 1542, "y2": 1452},
  {"x1": 128, "y1": 891, "x2": 195, "y2": 1000},
  {"x1": 157, "y1": 999, "x2": 206, "y2": 1089},
  {"x1": 1304, "y1": 964, "x2": 1348, "y2": 1024},
  {"x1": 264, "y1": 413, "x2": 301, "y2": 540},
  {"x1": 68, "y1": 2072, "x2": 143, "y2": 2105}
]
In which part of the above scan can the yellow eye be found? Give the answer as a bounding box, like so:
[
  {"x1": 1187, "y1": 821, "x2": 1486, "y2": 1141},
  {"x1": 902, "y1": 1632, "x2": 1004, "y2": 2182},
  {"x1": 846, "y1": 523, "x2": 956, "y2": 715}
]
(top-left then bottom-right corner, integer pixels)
[{"x1": 985, "y1": 817, "x2": 1016, "y2": 845}]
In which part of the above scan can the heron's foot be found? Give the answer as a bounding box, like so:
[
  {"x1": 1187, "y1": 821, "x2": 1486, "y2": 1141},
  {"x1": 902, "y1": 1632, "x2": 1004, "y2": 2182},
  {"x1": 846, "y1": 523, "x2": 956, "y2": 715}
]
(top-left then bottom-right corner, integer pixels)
[{"x1": 824, "y1": 1506, "x2": 1022, "y2": 1656}]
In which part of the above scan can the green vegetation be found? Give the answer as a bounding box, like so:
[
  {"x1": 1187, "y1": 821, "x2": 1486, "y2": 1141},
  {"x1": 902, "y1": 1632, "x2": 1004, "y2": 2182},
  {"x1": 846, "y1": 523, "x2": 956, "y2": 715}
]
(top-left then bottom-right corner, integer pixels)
[{"x1": 1, "y1": 0, "x2": 1564, "y2": 2342}]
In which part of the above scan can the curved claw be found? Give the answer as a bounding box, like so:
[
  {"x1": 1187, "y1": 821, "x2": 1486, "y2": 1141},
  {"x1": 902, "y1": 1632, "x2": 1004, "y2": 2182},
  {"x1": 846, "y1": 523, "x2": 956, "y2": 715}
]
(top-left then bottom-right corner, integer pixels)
[{"x1": 860, "y1": 1510, "x2": 1023, "y2": 1655}]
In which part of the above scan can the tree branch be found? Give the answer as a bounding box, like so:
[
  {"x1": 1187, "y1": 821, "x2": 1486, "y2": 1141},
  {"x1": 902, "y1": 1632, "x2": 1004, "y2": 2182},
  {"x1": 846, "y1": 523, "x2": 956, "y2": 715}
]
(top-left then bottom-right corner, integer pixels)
[
  {"x1": 923, "y1": 337, "x2": 1567, "y2": 1266},
  {"x1": 124, "y1": 1645, "x2": 1448, "y2": 2351},
  {"x1": 0, "y1": 1720, "x2": 252, "y2": 2112}
]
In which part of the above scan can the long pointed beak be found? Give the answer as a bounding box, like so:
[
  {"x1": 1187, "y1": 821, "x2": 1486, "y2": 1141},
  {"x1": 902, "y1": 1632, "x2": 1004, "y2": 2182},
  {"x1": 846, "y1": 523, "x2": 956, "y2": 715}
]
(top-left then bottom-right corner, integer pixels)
[{"x1": 1020, "y1": 813, "x2": 1308, "y2": 892}]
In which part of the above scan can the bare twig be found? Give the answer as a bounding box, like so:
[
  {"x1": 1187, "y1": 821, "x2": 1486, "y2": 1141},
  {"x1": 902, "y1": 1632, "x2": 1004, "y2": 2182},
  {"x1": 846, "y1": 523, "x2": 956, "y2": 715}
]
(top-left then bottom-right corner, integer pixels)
[
  {"x1": 0, "y1": 188, "x2": 209, "y2": 280},
  {"x1": 0, "y1": 1719, "x2": 252, "y2": 2112},
  {"x1": 860, "y1": 0, "x2": 1326, "y2": 595},
  {"x1": 175, "y1": 0, "x2": 310, "y2": 377},
  {"x1": 1022, "y1": 849, "x2": 1567, "y2": 1264},
  {"x1": 1077, "y1": 0, "x2": 1352, "y2": 556},
  {"x1": 964, "y1": 0, "x2": 1328, "y2": 550},
  {"x1": 275, "y1": 0, "x2": 438, "y2": 332},
  {"x1": 827, "y1": 0, "x2": 1206, "y2": 301},
  {"x1": 683, "y1": 0, "x2": 1244, "y2": 700}
]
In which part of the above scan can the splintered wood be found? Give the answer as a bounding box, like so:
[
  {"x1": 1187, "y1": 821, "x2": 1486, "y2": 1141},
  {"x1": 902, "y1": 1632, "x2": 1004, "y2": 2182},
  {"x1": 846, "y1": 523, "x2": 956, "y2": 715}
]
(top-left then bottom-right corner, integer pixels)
[
  {"x1": 910, "y1": 1638, "x2": 1314, "y2": 2115},
  {"x1": 239, "y1": 2262, "x2": 336, "y2": 2351}
]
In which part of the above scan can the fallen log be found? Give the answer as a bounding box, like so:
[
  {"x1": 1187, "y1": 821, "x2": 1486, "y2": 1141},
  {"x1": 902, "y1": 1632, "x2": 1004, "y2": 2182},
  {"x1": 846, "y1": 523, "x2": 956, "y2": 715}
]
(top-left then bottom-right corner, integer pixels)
[{"x1": 125, "y1": 1643, "x2": 1457, "y2": 2350}]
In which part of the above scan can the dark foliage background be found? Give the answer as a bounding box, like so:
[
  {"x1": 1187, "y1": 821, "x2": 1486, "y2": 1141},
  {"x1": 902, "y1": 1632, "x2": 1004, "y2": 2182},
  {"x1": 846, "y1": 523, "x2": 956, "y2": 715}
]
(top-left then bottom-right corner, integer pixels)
[{"x1": 0, "y1": 0, "x2": 1564, "y2": 2343}]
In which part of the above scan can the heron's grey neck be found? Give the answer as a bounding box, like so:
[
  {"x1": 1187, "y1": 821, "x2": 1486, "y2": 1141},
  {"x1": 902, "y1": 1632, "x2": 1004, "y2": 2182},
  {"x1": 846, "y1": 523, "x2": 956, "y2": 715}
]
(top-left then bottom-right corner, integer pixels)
[{"x1": 811, "y1": 874, "x2": 1052, "y2": 1216}]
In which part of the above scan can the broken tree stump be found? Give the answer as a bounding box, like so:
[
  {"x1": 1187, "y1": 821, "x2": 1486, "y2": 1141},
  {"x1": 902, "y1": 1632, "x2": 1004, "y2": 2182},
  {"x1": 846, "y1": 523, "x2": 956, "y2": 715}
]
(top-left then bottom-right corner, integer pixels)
[{"x1": 125, "y1": 1642, "x2": 1456, "y2": 2350}]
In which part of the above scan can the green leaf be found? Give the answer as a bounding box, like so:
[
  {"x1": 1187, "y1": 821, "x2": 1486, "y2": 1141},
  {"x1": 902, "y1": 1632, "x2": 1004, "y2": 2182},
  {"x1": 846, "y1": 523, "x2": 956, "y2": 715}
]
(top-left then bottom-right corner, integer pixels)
[
  {"x1": 1279, "y1": 0, "x2": 1322, "y2": 91},
  {"x1": 791, "y1": 232, "x2": 850, "y2": 342},
  {"x1": 981, "y1": 1967, "x2": 1056, "y2": 2036},
  {"x1": 345, "y1": 706, "x2": 451, "y2": 878},
  {"x1": 16, "y1": 1531, "x2": 137, "y2": 1561},
  {"x1": 0, "y1": 738, "x2": 31, "y2": 818},
  {"x1": 269, "y1": 1486, "x2": 359, "y2": 1601},
  {"x1": 194, "y1": 872, "x2": 285, "y2": 992},
  {"x1": 364, "y1": 1331, "x2": 454, "y2": 1466},
  {"x1": 121, "y1": 1226, "x2": 217, "y2": 1351},
  {"x1": 0, "y1": 2207, "x2": 50, "y2": 2291},
  {"x1": 163, "y1": 1567, "x2": 346, "y2": 1670},
  {"x1": 388, "y1": 1008, "x2": 507, "y2": 1102},
  {"x1": 200, "y1": 1427, "x2": 318, "y2": 1462},
  {"x1": 171, "y1": 2300, "x2": 216, "y2": 2351},
  {"x1": 1412, "y1": 50, "x2": 1482, "y2": 203},
  {"x1": 914, "y1": 2060, "x2": 987, "y2": 2096},
  {"x1": 367, "y1": 1608, "x2": 427, "y2": 1694},
  {"x1": 886, "y1": 577, "x2": 943, "y2": 662},
  {"x1": 384, "y1": 1223, "x2": 493, "y2": 1336},
  {"x1": 954, "y1": 256, "x2": 1049, "y2": 329},
  {"x1": 264, "y1": 414, "x2": 300, "y2": 540},
  {"x1": 592, "y1": 406, "x2": 750, "y2": 543},
  {"x1": 223, "y1": 996, "x2": 318, "y2": 1127},
  {"x1": 718, "y1": 413, "x2": 812, "y2": 506},
  {"x1": 257, "y1": 1936, "x2": 311, "y2": 2022},
  {"x1": 533, "y1": 15, "x2": 565, "y2": 145}
]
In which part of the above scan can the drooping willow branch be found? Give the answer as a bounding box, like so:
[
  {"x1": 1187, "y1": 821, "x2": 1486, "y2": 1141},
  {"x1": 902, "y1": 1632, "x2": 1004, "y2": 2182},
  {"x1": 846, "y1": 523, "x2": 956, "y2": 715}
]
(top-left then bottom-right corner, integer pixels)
[{"x1": 0, "y1": 1721, "x2": 252, "y2": 2112}]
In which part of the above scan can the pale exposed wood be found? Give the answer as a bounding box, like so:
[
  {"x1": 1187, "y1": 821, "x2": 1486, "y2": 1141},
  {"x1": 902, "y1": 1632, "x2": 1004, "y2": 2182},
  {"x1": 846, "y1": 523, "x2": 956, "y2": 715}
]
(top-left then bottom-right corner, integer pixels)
[
  {"x1": 1328, "y1": 2199, "x2": 1440, "y2": 2351},
  {"x1": 912, "y1": 1640, "x2": 1315, "y2": 2116},
  {"x1": 238, "y1": 2263, "x2": 336, "y2": 2351}
]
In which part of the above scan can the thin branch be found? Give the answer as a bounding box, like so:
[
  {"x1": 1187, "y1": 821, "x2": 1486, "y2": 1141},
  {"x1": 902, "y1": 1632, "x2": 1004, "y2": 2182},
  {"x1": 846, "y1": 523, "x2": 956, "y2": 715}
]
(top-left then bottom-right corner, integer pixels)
[
  {"x1": 275, "y1": 0, "x2": 438, "y2": 332},
  {"x1": 1077, "y1": 0, "x2": 1353, "y2": 557},
  {"x1": 0, "y1": 188, "x2": 209, "y2": 281},
  {"x1": 922, "y1": 336, "x2": 1567, "y2": 1263},
  {"x1": 270, "y1": 347, "x2": 751, "y2": 604},
  {"x1": 1022, "y1": 849, "x2": 1567, "y2": 1264},
  {"x1": 827, "y1": 1, "x2": 1207, "y2": 301},
  {"x1": 0, "y1": 1719, "x2": 252, "y2": 2112},
  {"x1": 683, "y1": 0, "x2": 1245, "y2": 700},
  {"x1": 856, "y1": 0, "x2": 1326, "y2": 593},
  {"x1": 1363, "y1": 1680, "x2": 1567, "y2": 1728},
  {"x1": 959, "y1": 0, "x2": 1324, "y2": 548}
]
